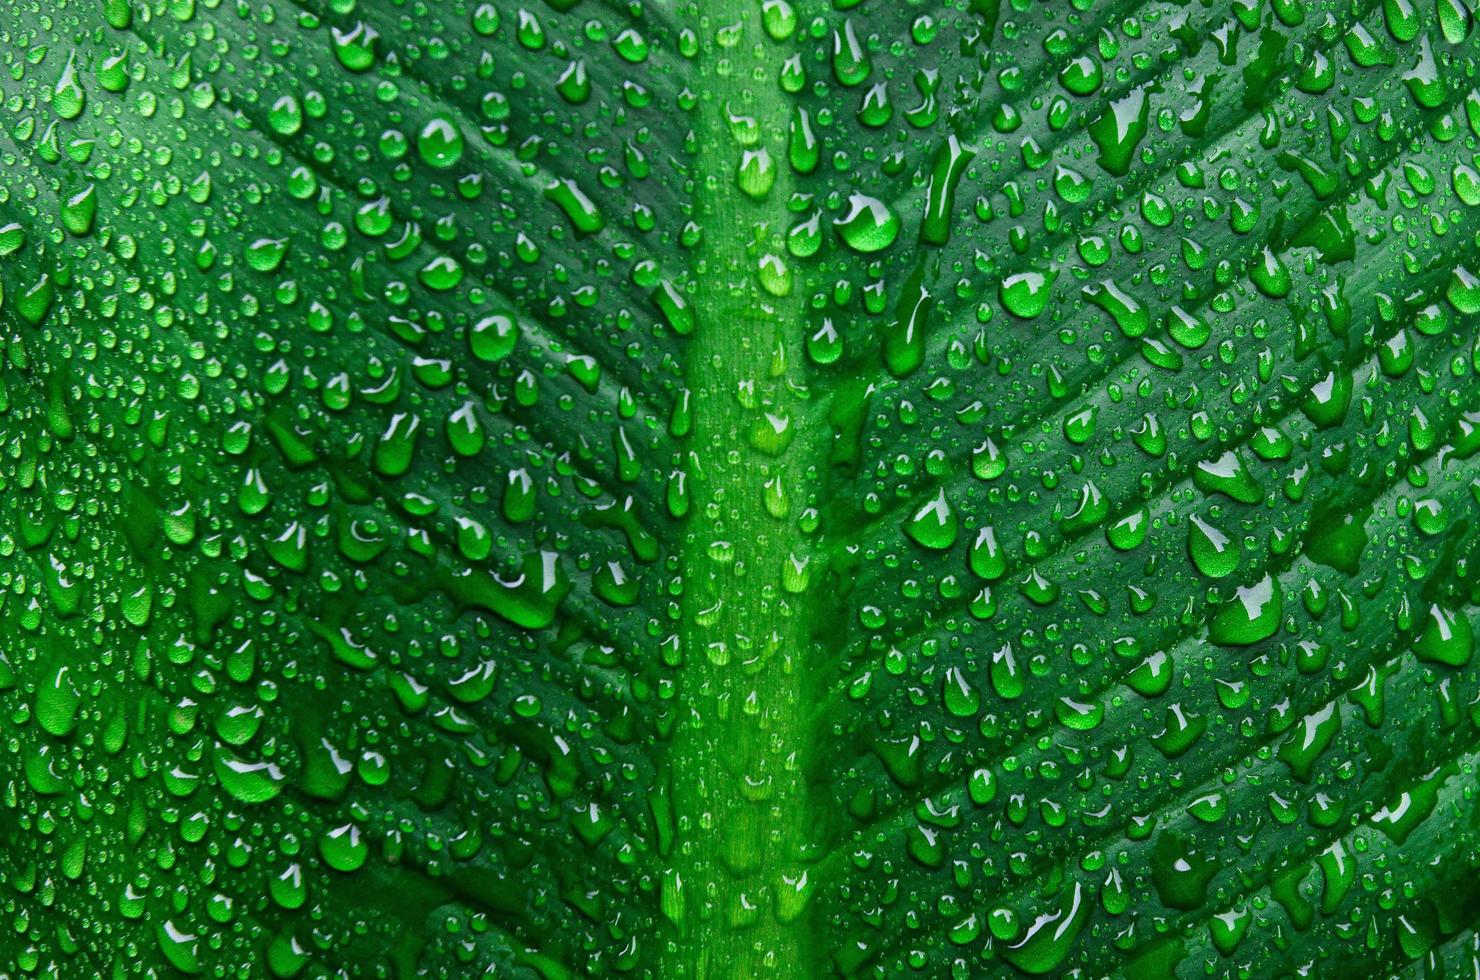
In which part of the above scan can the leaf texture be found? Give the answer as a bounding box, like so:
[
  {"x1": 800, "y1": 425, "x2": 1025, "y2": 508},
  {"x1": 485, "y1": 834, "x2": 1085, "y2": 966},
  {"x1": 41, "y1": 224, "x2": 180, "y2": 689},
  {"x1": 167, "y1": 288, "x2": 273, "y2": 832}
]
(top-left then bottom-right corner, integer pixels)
[{"x1": 1, "y1": 0, "x2": 1479, "y2": 977}]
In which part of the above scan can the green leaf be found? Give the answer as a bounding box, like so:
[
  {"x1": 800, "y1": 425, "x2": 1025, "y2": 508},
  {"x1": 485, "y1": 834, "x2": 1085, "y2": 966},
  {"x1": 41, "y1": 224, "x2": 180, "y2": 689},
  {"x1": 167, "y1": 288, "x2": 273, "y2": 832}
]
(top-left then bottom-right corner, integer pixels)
[{"x1": 3, "y1": 0, "x2": 1480, "y2": 977}]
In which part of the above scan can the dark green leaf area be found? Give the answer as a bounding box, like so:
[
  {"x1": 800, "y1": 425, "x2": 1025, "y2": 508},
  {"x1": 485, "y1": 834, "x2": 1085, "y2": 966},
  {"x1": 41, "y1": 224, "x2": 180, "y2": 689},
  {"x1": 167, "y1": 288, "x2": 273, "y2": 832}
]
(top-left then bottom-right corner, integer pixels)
[{"x1": 1, "y1": 0, "x2": 1479, "y2": 978}]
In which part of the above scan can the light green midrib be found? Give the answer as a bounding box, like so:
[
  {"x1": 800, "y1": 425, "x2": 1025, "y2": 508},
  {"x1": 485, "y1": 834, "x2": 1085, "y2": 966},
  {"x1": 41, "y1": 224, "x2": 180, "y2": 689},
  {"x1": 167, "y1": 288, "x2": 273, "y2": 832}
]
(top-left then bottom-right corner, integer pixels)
[{"x1": 658, "y1": 6, "x2": 826, "y2": 977}]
